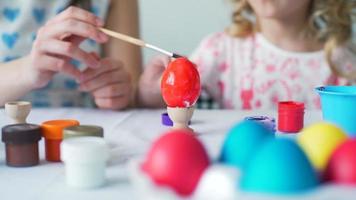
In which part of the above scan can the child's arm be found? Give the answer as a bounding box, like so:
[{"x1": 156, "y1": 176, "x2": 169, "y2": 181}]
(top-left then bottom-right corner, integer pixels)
[
  {"x1": 137, "y1": 55, "x2": 170, "y2": 108},
  {"x1": 78, "y1": 0, "x2": 142, "y2": 109},
  {"x1": 0, "y1": 7, "x2": 107, "y2": 107}
]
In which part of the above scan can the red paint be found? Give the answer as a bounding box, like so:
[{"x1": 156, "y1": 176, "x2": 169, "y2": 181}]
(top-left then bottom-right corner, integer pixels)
[
  {"x1": 325, "y1": 139, "x2": 356, "y2": 184},
  {"x1": 278, "y1": 101, "x2": 304, "y2": 133},
  {"x1": 161, "y1": 58, "x2": 201, "y2": 107},
  {"x1": 142, "y1": 130, "x2": 210, "y2": 196}
]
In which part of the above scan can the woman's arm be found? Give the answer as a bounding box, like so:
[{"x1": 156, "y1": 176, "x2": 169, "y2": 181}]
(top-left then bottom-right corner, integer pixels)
[
  {"x1": 103, "y1": 0, "x2": 142, "y2": 105},
  {"x1": 0, "y1": 57, "x2": 34, "y2": 106}
]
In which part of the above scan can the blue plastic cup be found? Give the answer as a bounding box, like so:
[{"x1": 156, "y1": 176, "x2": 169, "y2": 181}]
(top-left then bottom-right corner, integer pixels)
[{"x1": 316, "y1": 86, "x2": 356, "y2": 137}]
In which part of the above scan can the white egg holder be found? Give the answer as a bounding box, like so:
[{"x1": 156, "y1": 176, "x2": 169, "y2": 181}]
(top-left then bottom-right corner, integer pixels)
[{"x1": 128, "y1": 158, "x2": 356, "y2": 200}]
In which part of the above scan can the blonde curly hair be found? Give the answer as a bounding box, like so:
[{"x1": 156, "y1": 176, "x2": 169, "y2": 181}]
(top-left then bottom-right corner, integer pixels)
[{"x1": 228, "y1": 0, "x2": 356, "y2": 80}]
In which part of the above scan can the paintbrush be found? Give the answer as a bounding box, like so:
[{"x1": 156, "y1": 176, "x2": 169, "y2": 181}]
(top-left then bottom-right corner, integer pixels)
[{"x1": 99, "y1": 28, "x2": 182, "y2": 59}]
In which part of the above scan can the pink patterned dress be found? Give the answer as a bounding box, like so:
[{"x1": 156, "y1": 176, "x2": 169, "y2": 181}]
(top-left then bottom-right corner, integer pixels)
[{"x1": 190, "y1": 32, "x2": 352, "y2": 110}]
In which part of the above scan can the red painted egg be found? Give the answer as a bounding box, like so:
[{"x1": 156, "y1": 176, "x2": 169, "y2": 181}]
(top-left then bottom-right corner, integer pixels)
[
  {"x1": 161, "y1": 58, "x2": 201, "y2": 107},
  {"x1": 324, "y1": 139, "x2": 356, "y2": 184},
  {"x1": 142, "y1": 130, "x2": 210, "y2": 196}
]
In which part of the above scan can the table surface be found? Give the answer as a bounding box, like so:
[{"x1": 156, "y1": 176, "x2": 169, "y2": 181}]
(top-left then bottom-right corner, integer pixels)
[{"x1": 0, "y1": 108, "x2": 355, "y2": 200}]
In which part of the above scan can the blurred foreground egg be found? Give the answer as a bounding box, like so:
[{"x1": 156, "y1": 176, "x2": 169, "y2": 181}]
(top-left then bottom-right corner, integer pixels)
[
  {"x1": 297, "y1": 122, "x2": 347, "y2": 171},
  {"x1": 220, "y1": 121, "x2": 274, "y2": 169},
  {"x1": 142, "y1": 130, "x2": 210, "y2": 196},
  {"x1": 193, "y1": 165, "x2": 239, "y2": 200},
  {"x1": 241, "y1": 138, "x2": 318, "y2": 194},
  {"x1": 325, "y1": 139, "x2": 356, "y2": 185}
]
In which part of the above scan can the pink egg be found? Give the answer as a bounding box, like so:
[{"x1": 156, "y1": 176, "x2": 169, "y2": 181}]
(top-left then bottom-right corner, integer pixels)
[
  {"x1": 142, "y1": 130, "x2": 210, "y2": 196},
  {"x1": 324, "y1": 139, "x2": 356, "y2": 184}
]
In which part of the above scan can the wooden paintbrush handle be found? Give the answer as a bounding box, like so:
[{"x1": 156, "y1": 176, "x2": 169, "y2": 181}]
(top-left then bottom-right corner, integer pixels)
[
  {"x1": 99, "y1": 27, "x2": 179, "y2": 58},
  {"x1": 99, "y1": 28, "x2": 145, "y2": 47}
]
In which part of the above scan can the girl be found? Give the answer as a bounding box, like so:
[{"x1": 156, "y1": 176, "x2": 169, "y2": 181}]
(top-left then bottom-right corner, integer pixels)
[
  {"x1": 0, "y1": 0, "x2": 141, "y2": 109},
  {"x1": 138, "y1": 0, "x2": 356, "y2": 109}
]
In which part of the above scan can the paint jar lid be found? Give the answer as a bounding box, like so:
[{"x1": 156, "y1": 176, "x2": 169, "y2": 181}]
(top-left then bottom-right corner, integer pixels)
[
  {"x1": 161, "y1": 112, "x2": 191, "y2": 126},
  {"x1": 63, "y1": 125, "x2": 104, "y2": 139},
  {"x1": 61, "y1": 137, "x2": 109, "y2": 163},
  {"x1": 244, "y1": 116, "x2": 276, "y2": 122},
  {"x1": 162, "y1": 113, "x2": 173, "y2": 126},
  {"x1": 2, "y1": 124, "x2": 41, "y2": 144},
  {"x1": 278, "y1": 101, "x2": 304, "y2": 111},
  {"x1": 41, "y1": 120, "x2": 80, "y2": 140},
  {"x1": 244, "y1": 116, "x2": 276, "y2": 133}
]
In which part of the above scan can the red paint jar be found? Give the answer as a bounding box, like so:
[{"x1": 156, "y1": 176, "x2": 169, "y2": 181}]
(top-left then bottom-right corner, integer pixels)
[
  {"x1": 2, "y1": 124, "x2": 42, "y2": 167},
  {"x1": 41, "y1": 120, "x2": 80, "y2": 162},
  {"x1": 278, "y1": 101, "x2": 305, "y2": 133}
]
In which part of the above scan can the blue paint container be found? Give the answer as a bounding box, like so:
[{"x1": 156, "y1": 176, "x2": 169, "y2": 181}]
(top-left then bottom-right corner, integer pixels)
[{"x1": 316, "y1": 86, "x2": 356, "y2": 137}]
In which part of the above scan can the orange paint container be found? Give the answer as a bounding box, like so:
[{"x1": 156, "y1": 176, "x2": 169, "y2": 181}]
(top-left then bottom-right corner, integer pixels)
[{"x1": 41, "y1": 120, "x2": 80, "y2": 162}]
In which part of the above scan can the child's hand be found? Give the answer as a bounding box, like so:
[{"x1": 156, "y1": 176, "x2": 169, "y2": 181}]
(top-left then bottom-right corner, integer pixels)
[
  {"x1": 78, "y1": 57, "x2": 133, "y2": 110},
  {"x1": 27, "y1": 6, "x2": 108, "y2": 89},
  {"x1": 138, "y1": 55, "x2": 170, "y2": 107}
]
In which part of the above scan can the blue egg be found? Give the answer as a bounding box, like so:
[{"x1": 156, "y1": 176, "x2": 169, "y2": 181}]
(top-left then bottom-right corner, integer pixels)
[
  {"x1": 240, "y1": 138, "x2": 318, "y2": 194},
  {"x1": 219, "y1": 121, "x2": 274, "y2": 169}
]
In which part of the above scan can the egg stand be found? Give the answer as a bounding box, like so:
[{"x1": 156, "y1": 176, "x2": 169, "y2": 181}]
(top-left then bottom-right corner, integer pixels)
[
  {"x1": 5, "y1": 101, "x2": 31, "y2": 124},
  {"x1": 166, "y1": 106, "x2": 194, "y2": 131}
]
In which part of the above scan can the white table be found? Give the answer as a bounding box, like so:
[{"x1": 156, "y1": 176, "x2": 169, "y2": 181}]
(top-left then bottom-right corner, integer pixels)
[{"x1": 0, "y1": 108, "x2": 355, "y2": 200}]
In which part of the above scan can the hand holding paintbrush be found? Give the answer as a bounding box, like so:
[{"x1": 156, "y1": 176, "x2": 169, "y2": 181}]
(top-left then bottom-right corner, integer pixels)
[{"x1": 99, "y1": 28, "x2": 182, "y2": 59}]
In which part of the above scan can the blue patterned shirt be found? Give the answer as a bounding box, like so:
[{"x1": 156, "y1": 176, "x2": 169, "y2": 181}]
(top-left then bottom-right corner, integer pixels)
[{"x1": 0, "y1": 0, "x2": 110, "y2": 107}]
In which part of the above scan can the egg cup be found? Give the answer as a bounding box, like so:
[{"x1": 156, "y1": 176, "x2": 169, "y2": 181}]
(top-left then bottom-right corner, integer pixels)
[
  {"x1": 166, "y1": 107, "x2": 194, "y2": 131},
  {"x1": 5, "y1": 101, "x2": 31, "y2": 124}
]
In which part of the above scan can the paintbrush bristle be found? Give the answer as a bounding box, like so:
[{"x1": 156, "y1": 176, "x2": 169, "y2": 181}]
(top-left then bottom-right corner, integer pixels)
[{"x1": 172, "y1": 53, "x2": 183, "y2": 59}]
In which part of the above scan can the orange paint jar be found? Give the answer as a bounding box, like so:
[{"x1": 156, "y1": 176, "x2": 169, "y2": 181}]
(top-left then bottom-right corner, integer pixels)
[{"x1": 41, "y1": 120, "x2": 80, "y2": 162}]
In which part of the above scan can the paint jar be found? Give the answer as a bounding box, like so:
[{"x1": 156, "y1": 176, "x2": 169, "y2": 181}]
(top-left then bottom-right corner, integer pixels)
[
  {"x1": 41, "y1": 120, "x2": 80, "y2": 162},
  {"x1": 63, "y1": 125, "x2": 104, "y2": 139},
  {"x1": 1, "y1": 124, "x2": 41, "y2": 167},
  {"x1": 316, "y1": 86, "x2": 356, "y2": 137},
  {"x1": 61, "y1": 137, "x2": 109, "y2": 189},
  {"x1": 278, "y1": 101, "x2": 305, "y2": 133}
]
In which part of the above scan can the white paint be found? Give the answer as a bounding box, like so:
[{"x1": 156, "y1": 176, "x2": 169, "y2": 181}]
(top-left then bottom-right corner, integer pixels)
[
  {"x1": 166, "y1": 72, "x2": 175, "y2": 85},
  {"x1": 61, "y1": 137, "x2": 109, "y2": 189},
  {"x1": 183, "y1": 100, "x2": 191, "y2": 108}
]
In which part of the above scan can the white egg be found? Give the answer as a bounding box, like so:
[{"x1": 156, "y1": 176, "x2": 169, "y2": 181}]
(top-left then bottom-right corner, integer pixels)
[{"x1": 193, "y1": 164, "x2": 240, "y2": 200}]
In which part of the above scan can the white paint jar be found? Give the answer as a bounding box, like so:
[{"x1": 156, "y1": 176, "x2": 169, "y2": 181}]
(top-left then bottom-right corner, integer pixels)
[{"x1": 61, "y1": 137, "x2": 109, "y2": 189}]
